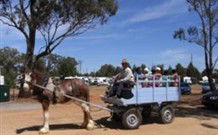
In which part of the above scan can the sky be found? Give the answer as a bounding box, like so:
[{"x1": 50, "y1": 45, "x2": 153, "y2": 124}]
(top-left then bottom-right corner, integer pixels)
[{"x1": 0, "y1": 0, "x2": 218, "y2": 73}]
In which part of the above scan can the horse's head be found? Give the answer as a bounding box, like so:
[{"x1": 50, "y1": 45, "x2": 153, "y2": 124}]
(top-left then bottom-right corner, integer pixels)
[
  {"x1": 23, "y1": 71, "x2": 58, "y2": 93},
  {"x1": 22, "y1": 71, "x2": 33, "y2": 92}
]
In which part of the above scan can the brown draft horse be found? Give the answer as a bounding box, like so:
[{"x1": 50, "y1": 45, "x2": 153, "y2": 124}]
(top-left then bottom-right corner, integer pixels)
[{"x1": 22, "y1": 70, "x2": 95, "y2": 134}]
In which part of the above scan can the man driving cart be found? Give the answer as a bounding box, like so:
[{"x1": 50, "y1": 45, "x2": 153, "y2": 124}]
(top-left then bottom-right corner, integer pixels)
[{"x1": 108, "y1": 59, "x2": 135, "y2": 98}]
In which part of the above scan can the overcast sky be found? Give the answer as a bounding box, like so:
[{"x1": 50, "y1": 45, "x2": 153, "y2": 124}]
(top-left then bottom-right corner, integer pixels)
[{"x1": 0, "y1": 0, "x2": 217, "y2": 73}]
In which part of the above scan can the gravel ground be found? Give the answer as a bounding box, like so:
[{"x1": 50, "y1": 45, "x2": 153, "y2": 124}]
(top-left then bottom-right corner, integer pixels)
[
  {"x1": 0, "y1": 102, "x2": 41, "y2": 111},
  {"x1": 0, "y1": 85, "x2": 218, "y2": 135}
]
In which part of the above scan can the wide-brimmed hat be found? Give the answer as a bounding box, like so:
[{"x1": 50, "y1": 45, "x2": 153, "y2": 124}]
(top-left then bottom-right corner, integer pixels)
[
  {"x1": 121, "y1": 59, "x2": 129, "y2": 64},
  {"x1": 144, "y1": 67, "x2": 149, "y2": 72},
  {"x1": 155, "y1": 67, "x2": 161, "y2": 71}
]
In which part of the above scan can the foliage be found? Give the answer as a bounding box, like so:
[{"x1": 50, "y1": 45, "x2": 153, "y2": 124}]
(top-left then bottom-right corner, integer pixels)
[
  {"x1": 33, "y1": 54, "x2": 79, "y2": 77},
  {"x1": 0, "y1": 47, "x2": 78, "y2": 87},
  {"x1": 132, "y1": 65, "x2": 137, "y2": 73},
  {"x1": 57, "y1": 57, "x2": 78, "y2": 77},
  {"x1": 95, "y1": 64, "x2": 117, "y2": 77},
  {"x1": 0, "y1": 47, "x2": 22, "y2": 87},
  {"x1": 44, "y1": 54, "x2": 63, "y2": 76},
  {"x1": 0, "y1": 0, "x2": 118, "y2": 70},
  {"x1": 186, "y1": 62, "x2": 201, "y2": 83},
  {"x1": 34, "y1": 58, "x2": 47, "y2": 73},
  {"x1": 141, "y1": 64, "x2": 146, "y2": 71},
  {"x1": 89, "y1": 72, "x2": 96, "y2": 77},
  {"x1": 175, "y1": 63, "x2": 187, "y2": 78},
  {"x1": 174, "y1": 0, "x2": 218, "y2": 89},
  {"x1": 165, "y1": 66, "x2": 173, "y2": 75}
]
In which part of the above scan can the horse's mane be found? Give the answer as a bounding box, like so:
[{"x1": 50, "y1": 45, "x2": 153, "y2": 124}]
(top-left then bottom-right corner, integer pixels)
[
  {"x1": 32, "y1": 70, "x2": 48, "y2": 84},
  {"x1": 30, "y1": 70, "x2": 50, "y2": 97}
]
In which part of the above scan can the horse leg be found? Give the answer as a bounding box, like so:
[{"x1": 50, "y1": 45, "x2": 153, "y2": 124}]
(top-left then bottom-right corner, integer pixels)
[
  {"x1": 40, "y1": 100, "x2": 50, "y2": 134},
  {"x1": 81, "y1": 103, "x2": 95, "y2": 130},
  {"x1": 81, "y1": 111, "x2": 88, "y2": 128}
]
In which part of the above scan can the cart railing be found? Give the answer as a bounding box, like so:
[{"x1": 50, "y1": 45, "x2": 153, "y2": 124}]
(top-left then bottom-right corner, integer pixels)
[
  {"x1": 136, "y1": 75, "x2": 180, "y2": 88},
  {"x1": 127, "y1": 75, "x2": 182, "y2": 105}
]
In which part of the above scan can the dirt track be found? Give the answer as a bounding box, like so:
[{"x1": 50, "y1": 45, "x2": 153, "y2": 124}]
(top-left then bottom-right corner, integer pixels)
[{"x1": 0, "y1": 85, "x2": 218, "y2": 135}]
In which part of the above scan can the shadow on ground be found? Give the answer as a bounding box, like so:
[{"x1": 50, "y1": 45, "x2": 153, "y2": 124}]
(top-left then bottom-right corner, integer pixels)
[
  {"x1": 16, "y1": 123, "x2": 81, "y2": 134},
  {"x1": 176, "y1": 106, "x2": 218, "y2": 120},
  {"x1": 95, "y1": 115, "x2": 161, "y2": 130},
  {"x1": 176, "y1": 105, "x2": 218, "y2": 129},
  {"x1": 201, "y1": 123, "x2": 218, "y2": 129},
  {"x1": 16, "y1": 116, "x2": 161, "y2": 134},
  {"x1": 96, "y1": 105, "x2": 218, "y2": 130},
  {"x1": 95, "y1": 117, "x2": 122, "y2": 130},
  {"x1": 16, "y1": 105, "x2": 218, "y2": 134}
]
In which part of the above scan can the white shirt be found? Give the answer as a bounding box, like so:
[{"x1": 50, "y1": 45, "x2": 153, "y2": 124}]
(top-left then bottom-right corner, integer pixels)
[{"x1": 119, "y1": 67, "x2": 135, "y2": 82}]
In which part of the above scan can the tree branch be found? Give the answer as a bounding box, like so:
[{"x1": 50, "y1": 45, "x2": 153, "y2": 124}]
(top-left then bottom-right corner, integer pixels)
[
  {"x1": 0, "y1": 17, "x2": 29, "y2": 39},
  {"x1": 19, "y1": 0, "x2": 30, "y2": 23},
  {"x1": 212, "y1": 37, "x2": 218, "y2": 48},
  {"x1": 35, "y1": 18, "x2": 93, "y2": 62},
  {"x1": 213, "y1": 56, "x2": 218, "y2": 70}
]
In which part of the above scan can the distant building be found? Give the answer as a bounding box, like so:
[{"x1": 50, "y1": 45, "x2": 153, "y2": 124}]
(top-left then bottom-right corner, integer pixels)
[{"x1": 0, "y1": 75, "x2": 4, "y2": 85}]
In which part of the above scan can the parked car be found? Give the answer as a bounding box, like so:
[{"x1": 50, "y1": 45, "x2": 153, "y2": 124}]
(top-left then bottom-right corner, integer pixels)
[
  {"x1": 202, "y1": 90, "x2": 218, "y2": 109},
  {"x1": 183, "y1": 76, "x2": 192, "y2": 84},
  {"x1": 201, "y1": 83, "x2": 216, "y2": 94},
  {"x1": 180, "y1": 82, "x2": 191, "y2": 95}
]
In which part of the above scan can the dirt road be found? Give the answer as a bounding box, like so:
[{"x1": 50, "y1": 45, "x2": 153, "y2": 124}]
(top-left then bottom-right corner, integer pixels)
[{"x1": 0, "y1": 85, "x2": 218, "y2": 135}]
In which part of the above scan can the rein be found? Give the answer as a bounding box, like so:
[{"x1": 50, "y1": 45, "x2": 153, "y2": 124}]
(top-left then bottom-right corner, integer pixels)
[{"x1": 26, "y1": 81, "x2": 55, "y2": 92}]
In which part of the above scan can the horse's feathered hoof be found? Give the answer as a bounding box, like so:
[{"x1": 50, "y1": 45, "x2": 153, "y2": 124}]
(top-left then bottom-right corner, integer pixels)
[
  {"x1": 39, "y1": 127, "x2": 49, "y2": 134},
  {"x1": 81, "y1": 122, "x2": 88, "y2": 128},
  {"x1": 86, "y1": 120, "x2": 95, "y2": 130}
]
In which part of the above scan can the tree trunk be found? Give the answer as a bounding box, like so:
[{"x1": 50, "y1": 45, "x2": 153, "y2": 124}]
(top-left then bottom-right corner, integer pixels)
[
  {"x1": 205, "y1": 49, "x2": 215, "y2": 91},
  {"x1": 207, "y1": 3, "x2": 215, "y2": 92},
  {"x1": 207, "y1": 68, "x2": 215, "y2": 91},
  {"x1": 18, "y1": 28, "x2": 36, "y2": 98}
]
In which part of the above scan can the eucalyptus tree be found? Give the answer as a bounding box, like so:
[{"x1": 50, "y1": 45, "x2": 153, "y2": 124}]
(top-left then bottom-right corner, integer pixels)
[
  {"x1": 174, "y1": 0, "x2": 218, "y2": 90},
  {"x1": 0, "y1": 0, "x2": 118, "y2": 70}
]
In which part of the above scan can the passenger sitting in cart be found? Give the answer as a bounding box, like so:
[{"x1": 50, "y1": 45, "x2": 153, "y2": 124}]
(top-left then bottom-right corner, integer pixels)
[
  {"x1": 134, "y1": 66, "x2": 145, "y2": 80},
  {"x1": 172, "y1": 69, "x2": 179, "y2": 87},
  {"x1": 154, "y1": 67, "x2": 162, "y2": 87},
  {"x1": 144, "y1": 67, "x2": 151, "y2": 76},
  {"x1": 146, "y1": 66, "x2": 162, "y2": 87},
  {"x1": 141, "y1": 67, "x2": 151, "y2": 87},
  {"x1": 108, "y1": 59, "x2": 135, "y2": 98}
]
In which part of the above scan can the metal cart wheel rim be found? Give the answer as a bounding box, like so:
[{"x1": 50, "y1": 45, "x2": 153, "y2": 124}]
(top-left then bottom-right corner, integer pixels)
[
  {"x1": 127, "y1": 114, "x2": 138, "y2": 127},
  {"x1": 163, "y1": 110, "x2": 172, "y2": 122}
]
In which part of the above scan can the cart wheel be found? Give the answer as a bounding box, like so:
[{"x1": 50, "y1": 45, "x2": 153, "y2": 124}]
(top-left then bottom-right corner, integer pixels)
[
  {"x1": 122, "y1": 108, "x2": 142, "y2": 129},
  {"x1": 159, "y1": 105, "x2": 175, "y2": 124}
]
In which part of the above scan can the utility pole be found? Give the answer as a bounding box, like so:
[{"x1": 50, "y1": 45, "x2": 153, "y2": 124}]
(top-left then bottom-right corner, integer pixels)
[{"x1": 78, "y1": 60, "x2": 82, "y2": 74}]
